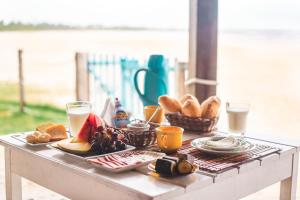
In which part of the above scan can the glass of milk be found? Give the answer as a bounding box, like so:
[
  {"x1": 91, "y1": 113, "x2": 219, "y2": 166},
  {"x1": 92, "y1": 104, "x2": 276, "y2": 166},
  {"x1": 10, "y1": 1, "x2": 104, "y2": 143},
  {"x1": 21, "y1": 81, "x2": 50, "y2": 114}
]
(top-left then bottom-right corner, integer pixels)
[
  {"x1": 66, "y1": 101, "x2": 92, "y2": 137},
  {"x1": 226, "y1": 102, "x2": 250, "y2": 136}
]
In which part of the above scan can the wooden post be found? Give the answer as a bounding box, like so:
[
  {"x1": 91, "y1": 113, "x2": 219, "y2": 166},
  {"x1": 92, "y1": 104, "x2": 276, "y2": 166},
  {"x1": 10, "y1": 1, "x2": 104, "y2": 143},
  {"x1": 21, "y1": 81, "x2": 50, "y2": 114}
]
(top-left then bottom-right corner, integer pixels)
[
  {"x1": 175, "y1": 61, "x2": 187, "y2": 99},
  {"x1": 188, "y1": 0, "x2": 218, "y2": 102},
  {"x1": 18, "y1": 49, "x2": 25, "y2": 112},
  {"x1": 75, "y1": 52, "x2": 90, "y2": 101}
]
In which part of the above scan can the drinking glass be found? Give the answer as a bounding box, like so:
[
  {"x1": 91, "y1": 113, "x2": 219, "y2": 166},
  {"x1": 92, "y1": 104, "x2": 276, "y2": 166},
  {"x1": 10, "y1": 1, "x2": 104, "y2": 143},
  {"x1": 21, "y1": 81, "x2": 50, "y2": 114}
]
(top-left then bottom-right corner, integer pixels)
[
  {"x1": 66, "y1": 101, "x2": 92, "y2": 137},
  {"x1": 226, "y1": 102, "x2": 250, "y2": 136}
]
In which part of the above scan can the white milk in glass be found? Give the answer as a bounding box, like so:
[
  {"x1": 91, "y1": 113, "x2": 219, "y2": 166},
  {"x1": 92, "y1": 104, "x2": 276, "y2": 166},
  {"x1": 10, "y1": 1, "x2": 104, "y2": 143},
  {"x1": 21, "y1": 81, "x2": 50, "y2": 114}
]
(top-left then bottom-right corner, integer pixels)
[
  {"x1": 67, "y1": 107, "x2": 90, "y2": 137},
  {"x1": 227, "y1": 107, "x2": 249, "y2": 133}
]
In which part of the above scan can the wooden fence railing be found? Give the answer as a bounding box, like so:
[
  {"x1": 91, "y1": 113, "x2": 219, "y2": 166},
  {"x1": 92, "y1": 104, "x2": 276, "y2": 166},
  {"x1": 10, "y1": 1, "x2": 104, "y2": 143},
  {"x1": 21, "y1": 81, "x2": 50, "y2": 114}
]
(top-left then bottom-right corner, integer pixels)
[
  {"x1": 14, "y1": 50, "x2": 187, "y2": 114},
  {"x1": 75, "y1": 52, "x2": 187, "y2": 115}
]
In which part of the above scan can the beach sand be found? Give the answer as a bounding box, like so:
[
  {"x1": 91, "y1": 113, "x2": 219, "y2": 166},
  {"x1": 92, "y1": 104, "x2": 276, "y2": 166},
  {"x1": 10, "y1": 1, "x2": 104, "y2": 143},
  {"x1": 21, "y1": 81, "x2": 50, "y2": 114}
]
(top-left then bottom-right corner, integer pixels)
[{"x1": 0, "y1": 30, "x2": 300, "y2": 199}]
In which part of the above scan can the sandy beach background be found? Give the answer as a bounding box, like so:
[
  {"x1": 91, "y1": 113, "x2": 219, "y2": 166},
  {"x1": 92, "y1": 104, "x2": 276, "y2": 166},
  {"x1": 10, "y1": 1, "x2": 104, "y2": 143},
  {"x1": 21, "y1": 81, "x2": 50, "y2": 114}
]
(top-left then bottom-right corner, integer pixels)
[
  {"x1": 0, "y1": 30, "x2": 300, "y2": 199},
  {"x1": 1, "y1": 30, "x2": 300, "y2": 138}
]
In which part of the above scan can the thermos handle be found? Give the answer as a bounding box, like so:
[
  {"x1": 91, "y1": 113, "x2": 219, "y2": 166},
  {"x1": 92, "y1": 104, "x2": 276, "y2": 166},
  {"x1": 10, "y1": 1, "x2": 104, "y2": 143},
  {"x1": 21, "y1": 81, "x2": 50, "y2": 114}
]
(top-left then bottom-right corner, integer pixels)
[
  {"x1": 133, "y1": 68, "x2": 148, "y2": 99},
  {"x1": 134, "y1": 68, "x2": 168, "y2": 105}
]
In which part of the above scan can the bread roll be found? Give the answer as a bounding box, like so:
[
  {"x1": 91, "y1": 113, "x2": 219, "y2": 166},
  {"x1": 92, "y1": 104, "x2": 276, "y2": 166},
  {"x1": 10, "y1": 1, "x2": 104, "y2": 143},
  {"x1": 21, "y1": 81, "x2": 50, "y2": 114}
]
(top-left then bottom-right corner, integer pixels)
[
  {"x1": 33, "y1": 131, "x2": 42, "y2": 137},
  {"x1": 182, "y1": 99, "x2": 202, "y2": 117},
  {"x1": 26, "y1": 134, "x2": 37, "y2": 144},
  {"x1": 158, "y1": 95, "x2": 182, "y2": 113},
  {"x1": 201, "y1": 96, "x2": 221, "y2": 119},
  {"x1": 180, "y1": 94, "x2": 198, "y2": 105},
  {"x1": 37, "y1": 133, "x2": 51, "y2": 143}
]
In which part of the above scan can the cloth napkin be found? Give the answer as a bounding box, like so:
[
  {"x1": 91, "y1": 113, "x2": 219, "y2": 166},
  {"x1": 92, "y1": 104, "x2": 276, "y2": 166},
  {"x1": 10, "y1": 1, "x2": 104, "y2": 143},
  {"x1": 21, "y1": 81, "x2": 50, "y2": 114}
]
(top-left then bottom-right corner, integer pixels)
[{"x1": 204, "y1": 136, "x2": 240, "y2": 149}]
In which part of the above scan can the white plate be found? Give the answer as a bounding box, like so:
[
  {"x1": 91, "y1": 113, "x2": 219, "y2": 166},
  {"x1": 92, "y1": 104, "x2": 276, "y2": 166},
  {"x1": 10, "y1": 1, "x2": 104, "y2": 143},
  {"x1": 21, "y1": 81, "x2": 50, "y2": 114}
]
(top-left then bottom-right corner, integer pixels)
[
  {"x1": 200, "y1": 136, "x2": 250, "y2": 151},
  {"x1": 88, "y1": 151, "x2": 165, "y2": 173},
  {"x1": 11, "y1": 132, "x2": 59, "y2": 146},
  {"x1": 191, "y1": 137, "x2": 256, "y2": 155},
  {"x1": 48, "y1": 142, "x2": 136, "y2": 160}
]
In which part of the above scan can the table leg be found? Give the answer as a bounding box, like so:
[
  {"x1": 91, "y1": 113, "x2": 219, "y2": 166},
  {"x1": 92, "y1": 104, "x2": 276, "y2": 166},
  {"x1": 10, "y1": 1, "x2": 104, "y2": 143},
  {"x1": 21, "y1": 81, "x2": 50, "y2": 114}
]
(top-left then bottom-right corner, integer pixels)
[
  {"x1": 5, "y1": 148, "x2": 22, "y2": 200},
  {"x1": 280, "y1": 152, "x2": 299, "y2": 200}
]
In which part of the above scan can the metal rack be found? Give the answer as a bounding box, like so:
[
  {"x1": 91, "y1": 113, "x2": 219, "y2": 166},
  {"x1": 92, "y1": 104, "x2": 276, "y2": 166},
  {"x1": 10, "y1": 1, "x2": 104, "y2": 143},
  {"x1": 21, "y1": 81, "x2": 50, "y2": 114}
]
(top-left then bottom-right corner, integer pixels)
[{"x1": 178, "y1": 139, "x2": 281, "y2": 174}]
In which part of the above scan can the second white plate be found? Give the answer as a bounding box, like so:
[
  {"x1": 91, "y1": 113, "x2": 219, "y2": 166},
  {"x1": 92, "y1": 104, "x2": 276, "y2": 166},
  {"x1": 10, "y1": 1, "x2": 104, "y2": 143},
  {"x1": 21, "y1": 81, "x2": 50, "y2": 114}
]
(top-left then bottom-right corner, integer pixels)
[{"x1": 191, "y1": 137, "x2": 256, "y2": 155}]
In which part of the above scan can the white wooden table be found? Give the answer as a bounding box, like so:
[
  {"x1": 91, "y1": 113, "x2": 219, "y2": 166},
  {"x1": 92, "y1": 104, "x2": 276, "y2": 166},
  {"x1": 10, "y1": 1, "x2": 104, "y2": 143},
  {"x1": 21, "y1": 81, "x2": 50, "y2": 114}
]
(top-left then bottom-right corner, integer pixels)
[{"x1": 0, "y1": 132, "x2": 299, "y2": 200}]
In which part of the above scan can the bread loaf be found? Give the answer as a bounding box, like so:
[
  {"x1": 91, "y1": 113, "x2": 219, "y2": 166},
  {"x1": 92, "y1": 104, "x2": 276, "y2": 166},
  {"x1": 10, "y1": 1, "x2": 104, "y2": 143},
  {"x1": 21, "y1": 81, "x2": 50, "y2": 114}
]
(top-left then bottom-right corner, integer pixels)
[
  {"x1": 182, "y1": 99, "x2": 202, "y2": 117},
  {"x1": 201, "y1": 96, "x2": 221, "y2": 119},
  {"x1": 180, "y1": 94, "x2": 198, "y2": 105},
  {"x1": 46, "y1": 124, "x2": 68, "y2": 141},
  {"x1": 36, "y1": 122, "x2": 55, "y2": 133},
  {"x1": 158, "y1": 95, "x2": 182, "y2": 113}
]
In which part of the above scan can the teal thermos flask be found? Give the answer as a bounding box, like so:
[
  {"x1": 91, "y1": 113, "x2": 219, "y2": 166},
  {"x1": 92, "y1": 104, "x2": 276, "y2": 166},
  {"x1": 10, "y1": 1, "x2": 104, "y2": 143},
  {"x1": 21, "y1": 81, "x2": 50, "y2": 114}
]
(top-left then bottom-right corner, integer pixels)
[{"x1": 133, "y1": 55, "x2": 168, "y2": 106}]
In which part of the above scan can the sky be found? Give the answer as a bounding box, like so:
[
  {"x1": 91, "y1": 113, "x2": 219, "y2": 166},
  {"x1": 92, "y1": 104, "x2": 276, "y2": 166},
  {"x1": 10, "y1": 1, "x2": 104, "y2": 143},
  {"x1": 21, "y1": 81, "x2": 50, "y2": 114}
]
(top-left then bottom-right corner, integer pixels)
[{"x1": 0, "y1": 0, "x2": 300, "y2": 30}]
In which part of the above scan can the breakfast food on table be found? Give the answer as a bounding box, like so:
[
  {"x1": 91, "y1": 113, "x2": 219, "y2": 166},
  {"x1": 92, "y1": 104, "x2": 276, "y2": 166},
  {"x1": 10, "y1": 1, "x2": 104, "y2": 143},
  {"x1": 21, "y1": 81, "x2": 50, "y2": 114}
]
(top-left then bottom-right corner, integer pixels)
[
  {"x1": 45, "y1": 124, "x2": 68, "y2": 141},
  {"x1": 155, "y1": 156, "x2": 178, "y2": 176},
  {"x1": 54, "y1": 113, "x2": 127, "y2": 155},
  {"x1": 154, "y1": 154, "x2": 196, "y2": 176},
  {"x1": 25, "y1": 131, "x2": 51, "y2": 144},
  {"x1": 90, "y1": 127, "x2": 127, "y2": 154},
  {"x1": 88, "y1": 150, "x2": 165, "y2": 173},
  {"x1": 37, "y1": 132, "x2": 51, "y2": 143},
  {"x1": 158, "y1": 95, "x2": 182, "y2": 113},
  {"x1": 56, "y1": 138, "x2": 91, "y2": 154},
  {"x1": 177, "y1": 154, "x2": 195, "y2": 174},
  {"x1": 25, "y1": 123, "x2": 68, "y2": 144},
  {"x1": 159, "y1": 94, "x2": 221, "y2": 119},
  {"x1": 76, "y1": 113, "x2": 104, "y2": 143},
  {"x1": 161, "y1": 95, "x2": 220, "y2": 132},
  {"x1": 201, "y1": 96, "x2": 221, "y2": 119},
  {"x1": 181, "y1": 99, "x2": 202, "y2": 117},
  {"x1": 25, "y1": 133, "x2": 39, "y2": 144},
  {"x1": 36, "y1": 122, "x2": 55, "y2": 132},
  {"x1": 180, "y1": 94, "x2": 198, "y2": 105}
]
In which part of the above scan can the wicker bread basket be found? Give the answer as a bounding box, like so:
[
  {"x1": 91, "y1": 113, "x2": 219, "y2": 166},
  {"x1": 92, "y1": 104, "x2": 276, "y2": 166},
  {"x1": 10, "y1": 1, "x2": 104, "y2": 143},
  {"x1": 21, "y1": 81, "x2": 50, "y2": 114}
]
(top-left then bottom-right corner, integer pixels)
[
  {"x1": 165, "y1": 113, "x2": 218, "y2": 132},
  {"x1": 124, "y1": 122, "x2": 159, "y2": 148}
]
